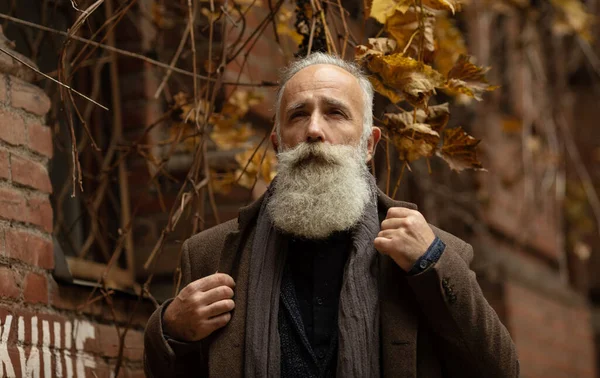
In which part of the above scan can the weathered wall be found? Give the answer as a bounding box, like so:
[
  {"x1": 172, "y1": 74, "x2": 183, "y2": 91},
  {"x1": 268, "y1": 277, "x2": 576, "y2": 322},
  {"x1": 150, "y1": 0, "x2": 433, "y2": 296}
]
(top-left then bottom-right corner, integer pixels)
[{"x1": 0, "y1": 28, "x2": 151, "y2": 377}]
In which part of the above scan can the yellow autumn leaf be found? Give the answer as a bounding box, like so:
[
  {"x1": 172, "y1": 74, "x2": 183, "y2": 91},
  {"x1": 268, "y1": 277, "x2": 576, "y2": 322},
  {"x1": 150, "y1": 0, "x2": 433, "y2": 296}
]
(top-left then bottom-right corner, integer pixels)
[
  {"x1": 384, "y1": 103, "x2": 450, "y2": 132},
  {"x1": 234, "y1": 146, "x2": 278, "y2": 189},
  {"x1": 355, "y1": 38, "x2": 398, "y2": 60},
  {"x1": 222, "y1": 90, "x2": 264, "y2": 117},
  {"x1": 386, "y1": 7, "x2": 435, "y2": 57},
  {"x1": 210, "y1": 170, "x2": 237, "y2": 194},
  {"x1": 367, "y1": 54, "x2": 445, "y2": 107},
  {"x1": 277, "y1": 6, "x2": 303, "y2": 44},
  {"x1": 436, "y1": 127, "x2": 485, "y2": 172},
  {"x1": 369, "y1": 75, "x2": 405, "y2": 104},
  {"x1": 550, "y1": 0, "x2": 594, "y2": 41},
  {"x1": 422, "y1": 0, "x2": 462, "y2": 14},
  {"x1": 384, "y1": 114, "x2": 440, "y2": 162},
  {"x1": 433, "y1": 16, "x2": 467, "y2": 76},
  {"x1": 210, "y1": 123, "x2": 255, "y2": 151},
  {"x1": 370, "y1": 0, "x2": 412, "y2": 24},
  {"x1": 445, "y1": 55, "x2": 499, "y2": 101}
]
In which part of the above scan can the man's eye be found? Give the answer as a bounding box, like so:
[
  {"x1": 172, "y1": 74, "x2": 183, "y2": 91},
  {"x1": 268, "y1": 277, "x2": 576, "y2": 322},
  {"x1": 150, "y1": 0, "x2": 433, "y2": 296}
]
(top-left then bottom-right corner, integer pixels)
[
  {"x1": 329, "y1": 110, "x2": 345, "y2": 117},
  {"x1": 290, "y1": 112, "x2": 306, "y2": 120}
]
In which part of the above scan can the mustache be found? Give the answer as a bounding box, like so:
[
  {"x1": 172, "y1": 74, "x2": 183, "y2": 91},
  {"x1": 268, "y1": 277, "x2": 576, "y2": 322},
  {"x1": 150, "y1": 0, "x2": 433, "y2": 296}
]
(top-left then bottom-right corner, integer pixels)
[{"x1": 278, "y1": 142, "x2": 352, "y2": 168}]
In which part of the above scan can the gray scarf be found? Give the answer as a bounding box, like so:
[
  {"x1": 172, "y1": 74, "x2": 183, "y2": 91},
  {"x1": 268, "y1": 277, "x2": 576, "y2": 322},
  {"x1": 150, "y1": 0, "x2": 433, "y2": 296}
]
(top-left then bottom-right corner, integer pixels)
[{"x1": 244, "y1": 178, "x2": 381, "y2": 377}]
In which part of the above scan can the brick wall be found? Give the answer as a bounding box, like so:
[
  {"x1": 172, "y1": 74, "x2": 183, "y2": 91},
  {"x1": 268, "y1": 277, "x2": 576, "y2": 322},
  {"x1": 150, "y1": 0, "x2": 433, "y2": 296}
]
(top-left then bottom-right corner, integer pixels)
[{"x1": 0, "y1": 29, "x2": 152, "y2": 377}]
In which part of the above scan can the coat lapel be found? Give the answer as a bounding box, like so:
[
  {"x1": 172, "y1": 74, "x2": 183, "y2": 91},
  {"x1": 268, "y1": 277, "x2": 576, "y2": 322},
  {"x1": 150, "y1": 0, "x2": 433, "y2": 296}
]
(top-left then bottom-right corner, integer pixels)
[
  {"x1": 377, "y1": 189, "x2": 419, "y2": 378},
  {"x1": 209, "y1": 196, "x2": 264, "y2": 378}
]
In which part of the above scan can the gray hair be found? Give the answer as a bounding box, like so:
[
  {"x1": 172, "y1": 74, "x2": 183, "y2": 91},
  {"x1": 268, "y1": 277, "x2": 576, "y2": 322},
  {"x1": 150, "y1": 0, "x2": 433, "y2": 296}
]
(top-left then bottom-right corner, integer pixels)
[{"x1": 274, "y1": 53, "x2": 374, "y2": 149}]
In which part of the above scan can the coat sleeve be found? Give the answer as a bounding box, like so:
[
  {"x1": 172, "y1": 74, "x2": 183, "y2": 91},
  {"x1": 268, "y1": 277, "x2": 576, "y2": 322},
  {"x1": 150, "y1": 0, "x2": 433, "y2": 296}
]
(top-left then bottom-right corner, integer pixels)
[
  {"x1": 405, "y1": 231, "x2": 519, "y2": 377},
  {"x1": 143, "y1": 240, "x2": 205, "y2": 378}
]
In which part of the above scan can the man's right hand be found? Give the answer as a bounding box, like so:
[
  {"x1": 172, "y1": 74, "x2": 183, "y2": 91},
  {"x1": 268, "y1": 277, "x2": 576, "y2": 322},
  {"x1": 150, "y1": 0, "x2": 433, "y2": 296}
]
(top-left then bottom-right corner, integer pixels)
[{"x1": 163, "y1": 273, "x2": 236, "y2": 342}]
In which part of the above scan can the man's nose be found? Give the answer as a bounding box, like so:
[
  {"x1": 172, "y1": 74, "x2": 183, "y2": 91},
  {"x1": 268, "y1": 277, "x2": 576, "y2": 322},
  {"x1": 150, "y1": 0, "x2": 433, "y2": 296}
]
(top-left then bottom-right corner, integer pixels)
[{"x1": 306, "y1": 115, "x2": 325, "y2": 143}]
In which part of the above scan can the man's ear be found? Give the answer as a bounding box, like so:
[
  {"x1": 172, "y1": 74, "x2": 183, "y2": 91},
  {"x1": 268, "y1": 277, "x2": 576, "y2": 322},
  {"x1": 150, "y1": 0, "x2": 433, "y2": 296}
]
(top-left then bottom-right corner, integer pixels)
[
  {"x1": 366, "y1": 126, "x2": 382, "y2": 162},
  {"x1": 270, "y1": 131, "x2": 279, "y2": 153}
]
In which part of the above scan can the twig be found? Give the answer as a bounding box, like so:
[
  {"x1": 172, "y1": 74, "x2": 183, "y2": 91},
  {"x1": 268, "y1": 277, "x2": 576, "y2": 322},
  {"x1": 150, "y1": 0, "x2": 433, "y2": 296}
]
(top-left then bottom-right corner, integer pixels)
[
  {"x1": 154, "y1": 10, "x2": 194, "y2": 98},
  {"x1": 0, "y1": 45, "x2": 108, "y2": 110},
  {"x1": 0, "y1": 13, "x2": 277, "y2": 87},
  {"x1": 391, "y1": 161, "x2": 407, "y2": 199}
]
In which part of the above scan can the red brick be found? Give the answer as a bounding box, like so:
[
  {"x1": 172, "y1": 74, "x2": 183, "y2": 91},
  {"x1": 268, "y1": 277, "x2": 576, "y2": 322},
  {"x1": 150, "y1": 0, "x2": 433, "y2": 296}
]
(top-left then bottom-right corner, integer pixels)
[
  {"x1": 5, "y1": 228, "x2": 53, "y2": 269},
  {"x1": 123, "y1": 330, "x2": 144, "y2": 361},
  {"x1": 10, "y1": 154, "x2": 52, "y2": 193},
  {"x1": 26, "y1": 196, "x2": 53, "y2": 233},
  {"x1": 95, "y1": 324, "x2": 120, "y2": 358},
  {"x1": 0, "y1": 148, "x2": 9, "y2": 179},
  {"x1": 23, "y1": 272, "x2": 48, "y2": 304},
  {"x1": 0, "y1": 74, "x2": 7, "y2": 103},
  {"x1": 9, "y1": 76, "x2": 51, "y2": 117},
  {"x1": 26, "y1": 123, "x2": 53, "y2": 158},
  {"x1": 0, "y1": 266, "x2": 20, "y2": 299},
  {"x1": 0, "y1": 108, "x2": 26, "y2": 146},
  {"x1": 0, "y1": 186, "x2": 29, "y2": 224}
]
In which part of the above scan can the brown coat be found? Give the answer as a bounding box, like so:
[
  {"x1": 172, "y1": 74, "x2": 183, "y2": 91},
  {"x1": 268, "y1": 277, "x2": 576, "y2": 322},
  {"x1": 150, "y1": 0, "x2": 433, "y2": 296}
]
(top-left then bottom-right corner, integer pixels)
[{"x1": 144, "y1": 191, "x2": 519, "y2": 377}]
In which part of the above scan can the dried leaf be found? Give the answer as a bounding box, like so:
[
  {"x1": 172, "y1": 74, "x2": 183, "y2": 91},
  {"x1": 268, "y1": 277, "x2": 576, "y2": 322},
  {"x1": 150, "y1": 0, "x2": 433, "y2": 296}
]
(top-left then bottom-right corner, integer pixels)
[
  {"x1": 384, "y1": 114, "x2": 440, "y2": 162},
  {"x1": 355, "y1": 38, "x2": 398, "y2": 60},
  {"x1": 445, "y1": 55, "x2": 499, "y2": 101},
  {"x1": 436, "y1": 127, "x2": 484, "y2": 172},
  {"x1": 370, "y1": 0, "x2": 412, "y2": 24},
  {"x1": 386, "y1": 7, "x2": 435, "y2": 58},
  {"x1": 550, "y1": 0, "x2": 594, "y2": 41},
  {"x1": 424, "y1": 103, "x2": 450, "y2": 132},
  {"x1": 433, "y1": 16, "x2": 467, "y2": 76},
  {"x1": 367, "y1": 54, "x2": 445, "y2": 107},
  {"x1": 210, "y1": 170, "x2": 236, "y2": 194},
  {"x1": 210, "y1": 123, "x2": 255, "y2": 151},
  {"x1": 368, "y1": 75, "x2": 404, "y2": 104},
  {"x1": 422, "y1": 0, "x2": 462, "y2": 13},
  {"x1": 222, "y1": 90, "x2": 264, "y2": 117},
  {"x1": 384, "y1": 103, "x2": 450, "y2": 131},
  {"x1": 234, "y1": 147, "x2": 277, "y2": 189},
  {"x1": 277, "y1": 6, "x2": 303, "y2": 44},
  {"x1": 201, "y1": 7, "x2": 221, "y2": 22}
]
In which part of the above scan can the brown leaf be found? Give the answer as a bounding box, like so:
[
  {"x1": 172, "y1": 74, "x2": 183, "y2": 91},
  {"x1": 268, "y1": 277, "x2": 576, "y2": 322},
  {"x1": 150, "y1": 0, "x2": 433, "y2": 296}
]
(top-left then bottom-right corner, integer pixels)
[
  {"x1": 355, "y1": 38, "x2": 398, "y2": 60},
  {"x1": 210, "y1": 170, "x2": 236, "y2": 194},
  {"x1": 210, "y1": 123, "x2": 255, "y2": 151},
  {"x1": 234, "y1": 147, "x2": 278, "y2": 189},
  {"x1": 368, "y1": 75, "x2": 405, "y2": 104},
  {"x1": 422, "y1": 0, "x2": 462, "y2": 13},
  {"x1": 222, "y1": 90, "x2": 264, "y2": 117},
  {"x1": 386, "y1": 7, "x2": 435, "y2": 58},
  {"x1": 384, "y1": 103, "x2": 450, "y2": 131},
  {"x1": 436, "y1": 127, "x2": 485, "y2": 172},
  {"x1": 367, "y1": 54, "x2": 445, "y2": 108},
  {"x1": 384, "y1": 114, "x2": 440, "y2": 162},
  {"x1": 433, "y1": 16, "x2": 467, "y2": 76},
  {"x1": 445, "y1": 55, "x2": 499, "y2": 101},
  {"x1": 370, "y1": 0, "x2": 412, "y2": 24}
]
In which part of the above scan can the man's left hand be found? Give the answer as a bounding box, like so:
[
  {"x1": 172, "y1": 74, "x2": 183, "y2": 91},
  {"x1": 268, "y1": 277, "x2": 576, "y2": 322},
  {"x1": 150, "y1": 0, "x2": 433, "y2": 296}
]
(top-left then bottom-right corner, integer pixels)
[{"x1": 374, "y1": 207, "x2": 436, "y2": 272}]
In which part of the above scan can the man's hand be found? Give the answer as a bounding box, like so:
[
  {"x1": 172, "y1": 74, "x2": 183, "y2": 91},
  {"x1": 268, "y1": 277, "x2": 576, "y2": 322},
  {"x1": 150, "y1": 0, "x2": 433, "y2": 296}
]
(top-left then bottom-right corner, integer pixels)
[
  {"x1": 374, "y1": 207, "x2": 436, "y2": 272},
  {"x1": 163, "y1": 273, "x2": 235, "y2": 342}
]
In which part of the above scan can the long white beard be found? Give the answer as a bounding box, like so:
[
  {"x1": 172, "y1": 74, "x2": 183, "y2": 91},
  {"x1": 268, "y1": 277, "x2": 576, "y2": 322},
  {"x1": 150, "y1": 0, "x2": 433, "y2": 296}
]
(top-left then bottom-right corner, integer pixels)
[{"x1": 267, "y1": 142, "x2": 372, "y2": 239}]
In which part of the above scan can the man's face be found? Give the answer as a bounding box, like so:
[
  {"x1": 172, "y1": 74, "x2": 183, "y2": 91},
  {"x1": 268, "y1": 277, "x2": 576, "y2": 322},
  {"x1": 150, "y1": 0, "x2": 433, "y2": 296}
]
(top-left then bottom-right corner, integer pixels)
[{"x1": 272, "y1": 64, "x2": 378, "y2": 157}]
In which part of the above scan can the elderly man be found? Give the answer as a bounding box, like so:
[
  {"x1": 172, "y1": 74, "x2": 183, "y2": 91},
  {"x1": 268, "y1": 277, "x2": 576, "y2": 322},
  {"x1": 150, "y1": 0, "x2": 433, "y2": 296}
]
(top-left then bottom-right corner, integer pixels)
[{"x1": 144, "y1": 53, "x2": 519, "y2": 377}]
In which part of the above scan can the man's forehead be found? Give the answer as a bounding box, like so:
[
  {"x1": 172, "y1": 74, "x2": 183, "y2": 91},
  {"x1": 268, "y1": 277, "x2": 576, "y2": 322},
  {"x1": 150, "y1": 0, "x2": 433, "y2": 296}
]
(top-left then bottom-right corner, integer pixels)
[
  {"x1": 285, "y1": 64, "x2": 359, "y2": 91},
  {"x1": 280, "y1": 64, "x2": 362, "y2": 107}
]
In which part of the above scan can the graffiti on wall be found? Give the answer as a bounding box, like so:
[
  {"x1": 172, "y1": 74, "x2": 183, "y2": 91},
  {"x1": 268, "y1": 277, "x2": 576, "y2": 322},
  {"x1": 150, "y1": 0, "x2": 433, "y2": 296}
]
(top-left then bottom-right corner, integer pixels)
[{"x1": 0, "y1": 313, "x2": 96, "y2": 378}]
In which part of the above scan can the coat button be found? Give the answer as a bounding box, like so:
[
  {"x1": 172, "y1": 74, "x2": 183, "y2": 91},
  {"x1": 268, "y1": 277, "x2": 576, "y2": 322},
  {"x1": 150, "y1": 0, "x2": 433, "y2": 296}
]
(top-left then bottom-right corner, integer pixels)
[{"x1": 316, "y1": 297, "x2": 323, "y2": 305}]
